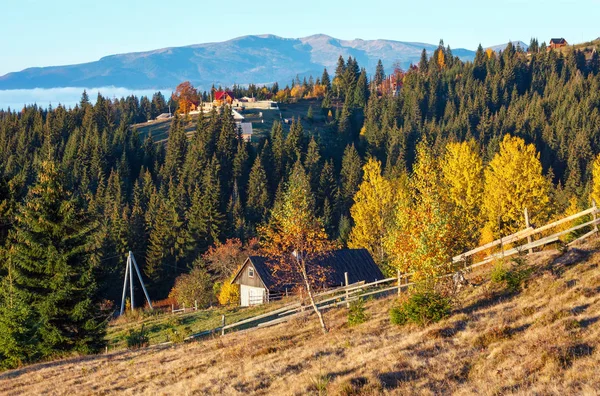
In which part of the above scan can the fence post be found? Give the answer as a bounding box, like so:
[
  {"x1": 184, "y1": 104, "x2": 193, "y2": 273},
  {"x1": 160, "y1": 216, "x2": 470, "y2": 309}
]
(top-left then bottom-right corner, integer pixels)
[
  {"x1": 195, "y1": 300, "x2": 198, "y2": 311},
  {"x1": 524, "y1": 208, "x2": 533, "y2": 254},
  {"x1": 171, "y1": 304, "x2": 174, "y2": 314},
  {"x1": 397, "y1": 269, "x2": 401, "y2": 296},
  {"x1": 221, "y1": 315, "x2": 226, "y2": 336},
  {"x1": 593, "y1": 200, "x2": 599, "y2": 233},
  {"x1": 344, "y1": 272, "x2": 350, "y2": 308}
]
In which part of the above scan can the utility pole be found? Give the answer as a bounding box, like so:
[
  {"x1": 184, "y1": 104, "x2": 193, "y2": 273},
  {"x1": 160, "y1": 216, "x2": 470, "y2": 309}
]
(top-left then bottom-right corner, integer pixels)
[{"x1": 120, "y1": 251, "x2": 153, "y2": 316}]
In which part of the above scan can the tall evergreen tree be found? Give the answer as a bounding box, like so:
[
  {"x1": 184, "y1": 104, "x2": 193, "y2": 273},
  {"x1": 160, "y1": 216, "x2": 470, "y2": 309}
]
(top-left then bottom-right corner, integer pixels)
[
  {"x1": 3, "y1": 161, "x2": 105, "y2": 365},
  {"x1": 374, "y1": 59, "x2": 386, "y2": 87},
  {"x1": 246, "y1": 156, "x2": 270, "y2": 229}
]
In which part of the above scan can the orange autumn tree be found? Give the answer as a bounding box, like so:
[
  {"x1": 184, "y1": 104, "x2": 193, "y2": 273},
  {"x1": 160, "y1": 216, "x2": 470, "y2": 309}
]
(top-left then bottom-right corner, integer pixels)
[
  {"x1": 172, "y1": 81, "x2": 199, "y2": 114},
  {"x1": 259, "y1": 160, "x2": 335, "y2": 333}
]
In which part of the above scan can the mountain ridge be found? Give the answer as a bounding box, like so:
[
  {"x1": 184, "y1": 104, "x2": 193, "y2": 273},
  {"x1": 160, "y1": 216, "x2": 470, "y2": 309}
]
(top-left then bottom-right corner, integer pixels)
[{"x1": 0, "y1": 34, "x2": 524, "y2": 90}]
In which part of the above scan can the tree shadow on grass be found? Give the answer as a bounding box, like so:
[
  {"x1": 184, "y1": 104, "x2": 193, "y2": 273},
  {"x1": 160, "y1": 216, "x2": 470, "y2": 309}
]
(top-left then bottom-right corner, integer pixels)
[
  {"x1": 456, "y1": 290, "x2": 514, "y2": 316},
  {"x1": 377, "y1": 369, "x2": 421, "y2": 389},
  {"x1": 546, "y1": 248, "x2": 591, "y2": 277},
  {"x1": 579, "y1": 316, "x2": 599, "y2": 329}
]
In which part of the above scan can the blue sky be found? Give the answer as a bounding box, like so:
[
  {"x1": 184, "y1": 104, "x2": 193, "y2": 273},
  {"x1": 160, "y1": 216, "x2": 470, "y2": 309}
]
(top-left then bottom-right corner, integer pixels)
[{"x1": 1, "y1": 0, "x2": 598, "y2": 76}]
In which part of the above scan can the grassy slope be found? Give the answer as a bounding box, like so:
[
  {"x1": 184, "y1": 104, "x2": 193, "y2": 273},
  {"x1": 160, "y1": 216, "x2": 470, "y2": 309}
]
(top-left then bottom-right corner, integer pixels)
[
  {"x1": 1, "y1": 241, "x2": 599, "y2": 395},
  {"x1": 105, "y1": 302, "x2": 287, "y2": 350}
]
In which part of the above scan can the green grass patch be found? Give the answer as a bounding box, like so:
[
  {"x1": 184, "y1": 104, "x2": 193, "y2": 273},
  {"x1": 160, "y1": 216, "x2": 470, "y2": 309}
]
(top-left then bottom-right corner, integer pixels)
[{"x1": 107, "y1": 303, "x2": 281, "y2": 350}]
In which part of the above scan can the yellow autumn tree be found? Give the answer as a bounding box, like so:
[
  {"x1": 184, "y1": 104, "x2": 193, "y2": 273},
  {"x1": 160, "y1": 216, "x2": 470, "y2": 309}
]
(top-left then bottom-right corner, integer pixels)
[
  {"x1": 348, "y1": 159, "x2": 395, "y2": 264},
  {"x1": 590, "y1": 153, "x2": 600, "y2": 205},
  {"x1": 483, "y1": 135, "x2": 550, "y2": 236},
  {"x1": 385, "y1": 142, "x2": 455, "y2": 283},
  {"x1": 290, "y1": 85, "x2": 305, "y2": 99},
  {"x1": 440, "y1": 140, "x2": 484, "y2": 248},
  {"x1": 437, "y1": 49, "x2": 446, "y2": 69}
]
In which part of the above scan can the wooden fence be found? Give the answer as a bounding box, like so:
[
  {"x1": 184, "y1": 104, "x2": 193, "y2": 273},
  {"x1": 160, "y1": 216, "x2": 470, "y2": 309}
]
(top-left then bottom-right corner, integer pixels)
[{"x1": 186, "y1": 203, "x2": 600, "y2": 341}]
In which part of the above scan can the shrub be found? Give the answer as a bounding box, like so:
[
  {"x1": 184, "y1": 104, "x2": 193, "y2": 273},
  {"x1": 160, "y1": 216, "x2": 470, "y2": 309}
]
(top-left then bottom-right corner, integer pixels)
[
  {"x1": 217, "y1": 281, "x2": 240, "y2": 306},
  {"x1": 126, "y1": 325, "x2": 149, "y2": 349},
  {"x1": 168, "y1": 327, "x2": 186, "y2": 344},
  {"x1": 390, "y1": 291, "x2": 451, "y2": 326},
  {"x1": 347, "y1": 298, "x2": 368, "y2": 326},
  {"x1": 168, "y1": 260, "x2": 214, "y2": 308},
  {"x1": 490, "y1": 257, "x2": 531, "y2": 293}
]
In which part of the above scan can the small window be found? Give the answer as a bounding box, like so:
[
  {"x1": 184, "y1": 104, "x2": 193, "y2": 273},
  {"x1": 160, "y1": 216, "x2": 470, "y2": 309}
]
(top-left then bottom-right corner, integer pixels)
[{"x1": 248, "y1": 267, "x2": 255, "y2": 278}]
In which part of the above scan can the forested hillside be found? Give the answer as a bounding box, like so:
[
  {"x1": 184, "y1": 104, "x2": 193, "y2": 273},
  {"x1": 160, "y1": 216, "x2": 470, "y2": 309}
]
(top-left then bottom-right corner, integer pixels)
[{"x1": 1, "y1": 40, "x2": 600, "y2": 368}]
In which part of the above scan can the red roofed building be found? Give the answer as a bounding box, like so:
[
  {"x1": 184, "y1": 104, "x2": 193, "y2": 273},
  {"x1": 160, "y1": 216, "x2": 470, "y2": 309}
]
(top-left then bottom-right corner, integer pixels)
[{"x1": 214, "y1": 90, "x2": 235, "y2": 105}]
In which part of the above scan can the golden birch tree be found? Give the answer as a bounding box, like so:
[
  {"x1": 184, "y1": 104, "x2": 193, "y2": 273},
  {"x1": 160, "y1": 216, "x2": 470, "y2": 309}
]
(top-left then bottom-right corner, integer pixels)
[
  {"x1": 483, "y1": 135, "x2": 550, "y2": 236},
  {"x1": 440, "y1": 140, "x2": 484, "y2": 248},
  {"x1": 348, "y1": 159, "x2": 395, "y2": 264}
]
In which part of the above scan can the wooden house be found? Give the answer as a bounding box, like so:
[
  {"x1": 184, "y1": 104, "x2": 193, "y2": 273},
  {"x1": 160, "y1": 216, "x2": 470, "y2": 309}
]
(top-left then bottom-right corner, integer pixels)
[
  {"x1": 214, "y1": 90, "x2": 235, "y2": 105},
  {"x1": 231, "y1": 249, "x2": 384, "y2": 306},
  {"x1": 549, "y1": 38, "x2": 568, "y2": 50}
]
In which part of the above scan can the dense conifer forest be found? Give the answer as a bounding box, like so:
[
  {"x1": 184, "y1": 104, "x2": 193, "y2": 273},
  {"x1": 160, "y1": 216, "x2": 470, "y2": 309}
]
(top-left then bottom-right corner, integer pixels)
[{"x1": 2, "y1": 40, "x2": 600, "y2": 367}]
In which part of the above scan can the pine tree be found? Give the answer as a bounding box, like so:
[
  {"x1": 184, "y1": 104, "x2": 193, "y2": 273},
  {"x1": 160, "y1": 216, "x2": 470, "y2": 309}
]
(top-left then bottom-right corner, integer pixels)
[
  {"x1": 185, "y1": 156, "x2": 224, "y2": 254},
  {"x1": 306, "y1": 105, "x2": 314, "y2": 122},
  {"x1": 321, "y1": 68, "x2": 331, "y2": 92},
  {"x1": 334, "y1": 56, "x2": 346, "y2": 98},
  {"x1": 286, "y1": 118, "x2": 304, "y2": 165},
  {"x1": 419, "y1": 48, "x2": 429, "y2": 72},
  {"x1": 0, "y1": 250, "x2": 37, "y2": 369},
  {"x1": 353, "y1": 68, "x2": 369, "y2": 108},
  {"x1": 374, "y1": 59, "x2": 386, "y2": 87},
  {"x1": 4, "y1": 161, "x2": 105, "y2": 364},
  {"x1": 339, "y1": 144, "x2": 362, "y2": 216},
  {"x1": 246, "y1": 156, "x2": 270, "y2": 228},
  {"x1": 161, "y1": 114, "x2": 187, "y2": 183},
  {"x1": 304, "y1": 136, "x2": 321, "y2": 193},
  {"x1": 227, "y1": 181, "x2": 245, "y2": 240},
  {"x1": 271, "y1": 121, "x2": 286, "y2": 184},
  {"x1": 337, "y1": 101, "x2": 352, "y2": 143}
]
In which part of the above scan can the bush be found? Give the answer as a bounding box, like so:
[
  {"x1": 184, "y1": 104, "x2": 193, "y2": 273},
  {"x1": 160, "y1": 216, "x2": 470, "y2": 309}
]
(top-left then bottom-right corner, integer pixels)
[
  {"x1": 390, "y1": 291, "x2": 451, "y2": 326},
  {"x1": 126, "y1": 325, "x2": 149, "y2": 349},
  {"x1": 490, "y1": 257, "x2": 531, "y2": 293},
  {"x1": 168, "y1": 260, "x2": 214, "y2": 308},
  {"x1": 348, "y1": 298, "x2": 368, "y2": 326},
  {"x1": 217, "y1": 281, "x2": 240, "y2": 306}
]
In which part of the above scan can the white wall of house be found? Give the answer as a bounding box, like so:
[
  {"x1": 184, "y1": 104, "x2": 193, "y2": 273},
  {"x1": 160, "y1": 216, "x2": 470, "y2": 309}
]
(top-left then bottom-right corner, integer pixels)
[{"x1": 240, "y1": 284, "x2": 266, "y2": 307}]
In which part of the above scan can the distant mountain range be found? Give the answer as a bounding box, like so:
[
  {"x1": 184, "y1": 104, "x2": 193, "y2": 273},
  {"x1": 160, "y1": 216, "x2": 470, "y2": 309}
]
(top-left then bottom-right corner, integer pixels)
[{"x1": 0, "y1": 35, "x2": 527, "y2": 91}]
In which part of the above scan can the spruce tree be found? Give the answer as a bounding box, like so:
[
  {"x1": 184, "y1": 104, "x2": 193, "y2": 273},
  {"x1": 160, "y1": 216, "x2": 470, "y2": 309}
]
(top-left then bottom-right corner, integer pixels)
[
  {"x1": 270, "y1": 121, "x2": 286, "y2": 184},
  {"x1": 5, "y1": 161, "x2": 105, "y2": 364},
  {"x1": 246, "y1": 156, "x2": 270, "y2": 228},
  {"x1": 353, "y1": 69, "x2": 369, "y2": 108},
  {"x1": 339, "y1": 144, "x2": 362, "y2": 217},
  {"x1": 374, "y1": 59, "x2": 386, "y2": 87},
  {"x1": 321, "y1": 68, "x2": 331, "y2": 92}
]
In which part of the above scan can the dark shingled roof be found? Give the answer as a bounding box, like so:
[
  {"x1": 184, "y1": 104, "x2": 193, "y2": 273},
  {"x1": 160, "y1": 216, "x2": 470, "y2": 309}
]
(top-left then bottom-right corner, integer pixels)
[
  {"x1": 550, "y1": 38, "x2": 566, "y2": 44},
  {"x1": 239, "y1": 249, "x2": 384, "y2": 290}
]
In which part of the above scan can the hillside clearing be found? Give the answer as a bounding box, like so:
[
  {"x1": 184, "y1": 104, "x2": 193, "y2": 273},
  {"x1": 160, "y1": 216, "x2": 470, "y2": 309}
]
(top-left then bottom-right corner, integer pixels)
[{"x1": 1, "y1": 240, "x2": 599, "y2": 395}]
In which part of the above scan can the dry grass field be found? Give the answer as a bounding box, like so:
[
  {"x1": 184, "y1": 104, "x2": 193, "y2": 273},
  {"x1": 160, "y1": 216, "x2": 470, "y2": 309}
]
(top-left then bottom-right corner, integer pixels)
[{"x1": 1, "y1": 242, "x2": 599, "y2": 395}]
